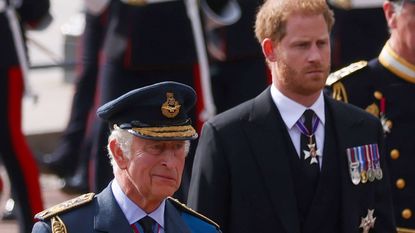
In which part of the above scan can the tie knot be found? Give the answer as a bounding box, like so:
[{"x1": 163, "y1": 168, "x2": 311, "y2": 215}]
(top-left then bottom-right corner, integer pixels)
[
  {"x1": 138, "y1": 216, "x2": 155, "y2": 233},
  {"x1": 303, "y1": 109, "x2": 315, "y2": 131}
]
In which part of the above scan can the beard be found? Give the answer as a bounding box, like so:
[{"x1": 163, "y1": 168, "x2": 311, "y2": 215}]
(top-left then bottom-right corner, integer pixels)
[{"x1": 276, "y1": 59, "x2": 330, "y2": 96}]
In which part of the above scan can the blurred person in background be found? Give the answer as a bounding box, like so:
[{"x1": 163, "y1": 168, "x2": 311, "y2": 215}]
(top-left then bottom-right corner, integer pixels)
[
  {"x1": 39, "y1": 0, "x2": 241, "y2": 200},
  {"x1": 85, "y1": 0, "x2": 239, "y2": 202},
  {"x1": 0, "y1": 0, "x2": 51, "y2": 232},
  {"x1": 204, "y1": 0, "x2": 270, "y2": 114},
  {"x1": 327, "y1": 0, "x2": 415, "y2": 231},
  {"x1": 37, "y1": 7, "x2": 106, "y2": 194},
  {"x1": 328, "y1": 0, "x2": 389, "y2": 70}
]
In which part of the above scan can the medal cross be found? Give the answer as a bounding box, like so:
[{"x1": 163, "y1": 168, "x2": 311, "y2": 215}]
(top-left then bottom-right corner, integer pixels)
[
  {"x1": 303, "y1": 139, "x2": 322, "y2": 164},
  {"x1": 359, "y1": 209, "x2": 376, "y2": 233}
]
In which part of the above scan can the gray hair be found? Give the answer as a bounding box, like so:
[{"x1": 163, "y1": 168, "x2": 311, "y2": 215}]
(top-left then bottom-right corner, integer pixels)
[
  {"x1": 390, "y1": 0, "x2": 405, "y2": 15},
  {"x1": 107, "y1": 127, "x2": 191, "y2": 168},
  {"x1": 107, "y1": 127, "x2": 134, "y2": 168}
]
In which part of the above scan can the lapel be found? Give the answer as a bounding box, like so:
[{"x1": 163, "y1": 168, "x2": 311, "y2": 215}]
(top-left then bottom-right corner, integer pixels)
[
  {"x1": 242, "y1": 88, "x2": 300, "y2": 233},
  {"x1": 94, "y1": 184, "x2": 133, "y2": 233},
  {"x1": 164, "y1": 199, "x2": 191, "y2": 233}
]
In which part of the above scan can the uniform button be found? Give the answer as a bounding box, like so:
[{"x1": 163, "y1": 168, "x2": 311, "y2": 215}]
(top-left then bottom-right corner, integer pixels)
[
  {"x1": 402, "y1": 209, "x2": 412, "y2": 219},
  {"x1": 390, "y1": 149, "x2": 400, "y2": 160},
  {"x1": 374, "y1": 91, "x2": 383, "y2": 100},
  {"x1": 396, "y1": 179, "x2": 406, "y2": 189}
]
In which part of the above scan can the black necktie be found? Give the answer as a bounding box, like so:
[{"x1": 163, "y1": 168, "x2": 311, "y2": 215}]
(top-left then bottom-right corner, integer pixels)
[
  {"x1": 300, "y1": 109, "x2": 320, "y2": 186},
  {"x1": 139, "y1": 216, "x2": 155, "y2": 233},
  {"x1": 295, "y1": 109, "x2": 321, "y2": 220}
]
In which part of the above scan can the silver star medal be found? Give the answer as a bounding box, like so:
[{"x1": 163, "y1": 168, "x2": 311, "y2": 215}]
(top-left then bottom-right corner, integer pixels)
[
  {"x1": 359, "y1": 209, "x2": 376, "y2": 233},
  {"x1": 303, "y1": 142, "x2": 322, "y2": 164},
  {"x1": 380, "y1": 115, "x2": 391, "y2": 133}
]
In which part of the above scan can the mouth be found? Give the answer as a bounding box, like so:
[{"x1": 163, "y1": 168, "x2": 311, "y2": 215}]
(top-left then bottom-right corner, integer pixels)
[
  {"x1": 153, "y1": 174, "x2": 176, "y2": 182},
  {"x1": 306, "y1": 69, "x2": 323, "y2": 74}
]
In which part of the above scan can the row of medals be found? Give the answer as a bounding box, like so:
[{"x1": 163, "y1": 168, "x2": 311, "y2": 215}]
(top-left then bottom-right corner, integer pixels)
[{"x1": 350, "y1": 162, "x2": 383, "y2": 185}]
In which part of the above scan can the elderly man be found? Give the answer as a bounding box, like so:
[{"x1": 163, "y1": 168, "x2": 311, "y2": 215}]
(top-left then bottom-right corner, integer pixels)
[
  {"x1": 188, "y1": 0, "x2": 395, "y2": 232},
  {"x1": 327, "y1": 0, "x2": 415, "y2": 232},
  {"x1": 31, "y1": 81, "x2": 221, "y2": 233}
]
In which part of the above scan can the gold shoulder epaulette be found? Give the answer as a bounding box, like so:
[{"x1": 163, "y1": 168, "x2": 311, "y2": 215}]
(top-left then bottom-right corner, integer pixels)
[
  {"x1": 326, "y1": 60, "x2": 368, "y2": 86},
  {"x1": 35, "y1": 193, "x2": 95, "y2": 220},
  {"x1": 167, "y1": 197, "x2": 220, "y2": 229},
  {"x1": 329, "y1": 0, "x2": 352, "y2": 10}
]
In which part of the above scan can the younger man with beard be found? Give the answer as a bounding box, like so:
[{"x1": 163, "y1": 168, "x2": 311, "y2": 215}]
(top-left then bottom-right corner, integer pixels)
[{"x1": 187, "y1": 0, "x2": 396, "y2": 232}]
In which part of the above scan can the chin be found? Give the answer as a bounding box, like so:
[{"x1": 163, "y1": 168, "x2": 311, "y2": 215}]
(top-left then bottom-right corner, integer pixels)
[
  {"x1": 154, "y1": 185, "x2": 178, "y2": 197},
  {"x1": 301, "y1": 81, "x2": 324, "y2": 94}
]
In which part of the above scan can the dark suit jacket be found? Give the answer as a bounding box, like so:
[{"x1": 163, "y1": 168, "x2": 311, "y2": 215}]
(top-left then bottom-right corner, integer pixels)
[
  {"x1": 32, "y1": 184, "x2": 221, "y2": 233},
  {"x1": 187, "y1": 87, "x2": 395, "y2": 233}
]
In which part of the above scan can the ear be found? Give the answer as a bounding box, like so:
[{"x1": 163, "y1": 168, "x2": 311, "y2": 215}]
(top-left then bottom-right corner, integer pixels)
[
  {"x1": 383, "y1": 1, "x2": 397, "y2": 29},
  {"x1": 262, "y1": 38, "x2": 277, "y2": 62},
  {"x1": 109, "y1": 139, "x2": 129, "y2": 169}
]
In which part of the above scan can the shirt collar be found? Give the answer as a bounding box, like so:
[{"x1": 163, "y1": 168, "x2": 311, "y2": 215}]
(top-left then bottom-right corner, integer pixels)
[
  {"x1": 270, "y1": 84, "x2": 325, "y2": 129},
  {"x1": 111, "y1": 179, "x2": 165, "y2": 228}
]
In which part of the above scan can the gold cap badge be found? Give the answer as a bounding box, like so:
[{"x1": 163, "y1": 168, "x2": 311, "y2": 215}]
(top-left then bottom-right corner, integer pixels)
[{"x1": 161, "y1": 92, "x2": 181, "y2": 118}]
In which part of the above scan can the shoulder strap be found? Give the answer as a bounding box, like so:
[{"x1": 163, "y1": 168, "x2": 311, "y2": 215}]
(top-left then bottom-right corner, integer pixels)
[
  {"x1": 35, "y1": 193, "x2": 95, "y2": 220},
  {"x1": 326, "y1": 60, "x2": 368, "y2": 86},
  {"x1": 167, "y1": 197, "x2": 220, "y2": 229}
]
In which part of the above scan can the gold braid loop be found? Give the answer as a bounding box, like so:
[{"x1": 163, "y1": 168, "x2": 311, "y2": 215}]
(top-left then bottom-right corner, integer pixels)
[
  {"x1": 51, "y1": 216, "x2": 67, "y2": 233},
  {"x1": 331, "y1": 82, "x2": 349, "y2": 103}
]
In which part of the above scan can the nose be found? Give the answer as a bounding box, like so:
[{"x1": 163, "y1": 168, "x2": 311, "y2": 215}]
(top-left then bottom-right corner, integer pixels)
[
  {"x1": 161, "y1": 150, "x2": 176, "y2": 167},
  {"x1": 308, "y1": 44, "x2": 322, "y2": 63}
]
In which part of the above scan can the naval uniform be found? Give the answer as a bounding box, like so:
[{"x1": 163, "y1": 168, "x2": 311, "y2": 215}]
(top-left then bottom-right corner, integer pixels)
[{"x1": 327, "y1": 41, "x2": 415, "y2": 232}]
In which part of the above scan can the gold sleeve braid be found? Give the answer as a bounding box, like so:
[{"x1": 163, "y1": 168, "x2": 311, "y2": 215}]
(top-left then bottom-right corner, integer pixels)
[
  {"x1": 331, "y1": 82, "x2": 349, "y2": 103},
  {"x1": 51, "y1": 216, "x2": 67, "y2": 233},
  {"x1": 397, "y1": 227, "x2": 415, "y2": 233},
  {"x1": 124, "y1": 0, "x2": 147, "y2": 6}
]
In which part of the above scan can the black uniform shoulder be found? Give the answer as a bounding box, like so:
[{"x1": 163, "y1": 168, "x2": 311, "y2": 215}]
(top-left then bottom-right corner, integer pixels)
[
  {"x1": 326, "y1": 61, "x2": 370, "y2": 103},
  {"x1": 326, "y1": 60, "x2": 368, "y2": 86},
  {"x1": 167, "y1": 197, "x2": 220, "y2": 229},
  {"x1": 35, "y1": 193, "x2": 95, "y2": 220},
  {"x1": 328, "y1": 97, "x2": 380, "y2": 124}
]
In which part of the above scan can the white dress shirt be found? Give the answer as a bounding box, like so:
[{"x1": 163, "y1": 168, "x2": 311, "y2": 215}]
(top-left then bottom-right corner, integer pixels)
[
  {"x1": 112, "y1": 179, "x2": 166, "y2": 233},
  {"x1": 270, "y1": 85, "x2": 326, "y2": 168}
]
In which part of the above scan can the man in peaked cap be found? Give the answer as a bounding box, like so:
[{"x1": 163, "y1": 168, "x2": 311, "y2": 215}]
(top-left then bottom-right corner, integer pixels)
[
  {"x1": 31, "y1": 81, "x2": 221, "y2": 233},
  {"x1": 327, "y1": 0, "x2": 415, "y2": 231}
]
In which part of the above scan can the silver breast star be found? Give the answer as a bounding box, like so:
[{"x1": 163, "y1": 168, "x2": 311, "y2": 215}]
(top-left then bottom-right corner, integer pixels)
[{"x1": 359, "y1": 209, "x2": 376, "y2": 233}]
